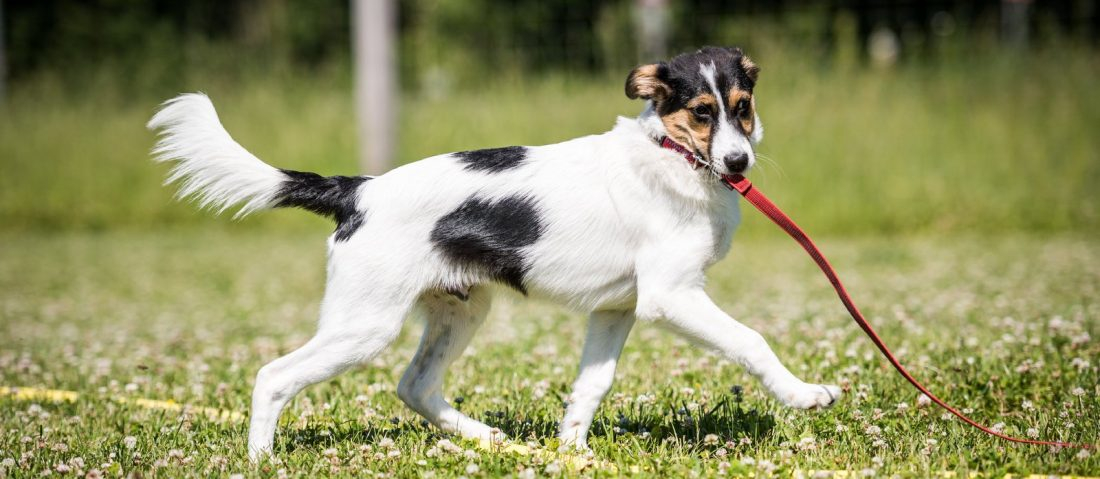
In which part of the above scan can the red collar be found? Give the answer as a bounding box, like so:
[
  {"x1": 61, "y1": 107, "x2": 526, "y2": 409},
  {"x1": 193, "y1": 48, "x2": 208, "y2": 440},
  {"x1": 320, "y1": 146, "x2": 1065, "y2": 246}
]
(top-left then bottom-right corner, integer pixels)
[
  {"x1": 659, "y1": 136, "x2": 749, "y2": 191},
  {"x1": 658, "y1": 136, "x2": 703, "y2": 170}
]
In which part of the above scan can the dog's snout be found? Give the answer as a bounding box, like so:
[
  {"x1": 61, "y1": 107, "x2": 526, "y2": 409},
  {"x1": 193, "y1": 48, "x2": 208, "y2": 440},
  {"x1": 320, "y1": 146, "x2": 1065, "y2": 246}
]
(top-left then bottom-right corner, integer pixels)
[{"x1": 724, "y1": 153, "x2": 750, "y2": 174}]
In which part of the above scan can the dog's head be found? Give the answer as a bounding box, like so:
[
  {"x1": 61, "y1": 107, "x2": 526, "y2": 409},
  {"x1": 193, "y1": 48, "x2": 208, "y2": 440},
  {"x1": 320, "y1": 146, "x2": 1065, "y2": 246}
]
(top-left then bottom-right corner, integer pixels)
[{"x1": 627, "y1": 47, "x2": 762, "y2": 175}]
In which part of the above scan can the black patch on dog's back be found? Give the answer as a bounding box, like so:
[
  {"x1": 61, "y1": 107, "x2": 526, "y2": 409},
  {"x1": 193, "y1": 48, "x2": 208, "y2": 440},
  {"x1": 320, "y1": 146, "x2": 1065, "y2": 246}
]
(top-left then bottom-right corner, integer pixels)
[
  {"x1": 276, "y1": 170, "x2": 370, "y2": 242},
  {"x1": 430, "y1": 195, "x2": 544, "y2": 294},
  {"x1": 454, "y1": 146, "x2": 528, "y2": 173}
]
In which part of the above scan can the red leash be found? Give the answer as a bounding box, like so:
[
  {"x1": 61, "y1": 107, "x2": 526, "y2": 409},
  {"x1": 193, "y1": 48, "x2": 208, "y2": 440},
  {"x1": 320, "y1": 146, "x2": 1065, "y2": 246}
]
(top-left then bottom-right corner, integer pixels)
[{"x1": 719, "y1": 173, "x2": 1093, "y2": 450}]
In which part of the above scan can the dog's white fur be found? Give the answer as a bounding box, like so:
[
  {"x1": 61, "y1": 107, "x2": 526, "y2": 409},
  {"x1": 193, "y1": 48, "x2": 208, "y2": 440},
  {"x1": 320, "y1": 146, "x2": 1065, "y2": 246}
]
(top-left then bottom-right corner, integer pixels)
[{"x1": 149, "y1": 91, "x2": 840, "y2": 459}]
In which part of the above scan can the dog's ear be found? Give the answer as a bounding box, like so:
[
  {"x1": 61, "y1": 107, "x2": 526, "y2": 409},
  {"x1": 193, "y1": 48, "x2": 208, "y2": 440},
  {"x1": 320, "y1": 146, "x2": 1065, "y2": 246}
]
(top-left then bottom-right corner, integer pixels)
[
  {"x1": 740, "y1": 55, "x2": 760, "y2": 83},
  {"x1": 625, "y1": 63, "x2": 670, "y2": 101},
  {"x1": 724, "y1": 47, "x2": 760, "y2": 84}
]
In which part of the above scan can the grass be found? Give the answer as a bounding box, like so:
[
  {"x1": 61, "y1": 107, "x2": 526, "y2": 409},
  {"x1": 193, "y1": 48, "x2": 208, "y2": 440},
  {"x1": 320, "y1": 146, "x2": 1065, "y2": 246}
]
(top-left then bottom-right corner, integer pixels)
[
  {"x1": 1, "y1": 45, "x2": 1098, "y2": 477},
  {"x1": 1, "y1": 47, "x2": 1099, "y2": 234},
  {"x1": 1, "y1": 231, "x2": 1097, "y2": 477}
]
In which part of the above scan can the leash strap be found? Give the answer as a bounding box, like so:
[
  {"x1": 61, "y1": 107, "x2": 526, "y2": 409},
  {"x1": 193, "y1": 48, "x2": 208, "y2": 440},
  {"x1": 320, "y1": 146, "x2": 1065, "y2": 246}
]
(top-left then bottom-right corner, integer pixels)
[{"x1": 721, "y1": 174, "x2": 1094, "y2": 451}]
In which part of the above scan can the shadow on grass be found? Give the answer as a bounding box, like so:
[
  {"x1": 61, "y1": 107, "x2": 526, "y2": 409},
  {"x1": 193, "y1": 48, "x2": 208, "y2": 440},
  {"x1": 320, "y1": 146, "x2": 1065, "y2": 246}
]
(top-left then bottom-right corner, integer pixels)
[{"x1": 282, "y1": 388, "x2": 775, "y2": 453}]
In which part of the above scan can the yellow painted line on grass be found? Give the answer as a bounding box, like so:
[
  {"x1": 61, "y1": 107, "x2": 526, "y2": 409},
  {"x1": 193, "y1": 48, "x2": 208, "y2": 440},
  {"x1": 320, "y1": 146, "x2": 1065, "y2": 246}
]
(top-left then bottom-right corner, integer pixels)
[{"x1": 0, "y1": 386, "x2": 245, "y2": 422}]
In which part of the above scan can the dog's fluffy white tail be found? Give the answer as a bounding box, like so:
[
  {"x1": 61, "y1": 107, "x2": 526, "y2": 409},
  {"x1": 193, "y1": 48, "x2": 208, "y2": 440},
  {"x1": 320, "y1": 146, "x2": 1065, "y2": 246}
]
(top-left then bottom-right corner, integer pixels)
[{"x1": 147, "y1": 93, "x2": 286, "y2": 218}]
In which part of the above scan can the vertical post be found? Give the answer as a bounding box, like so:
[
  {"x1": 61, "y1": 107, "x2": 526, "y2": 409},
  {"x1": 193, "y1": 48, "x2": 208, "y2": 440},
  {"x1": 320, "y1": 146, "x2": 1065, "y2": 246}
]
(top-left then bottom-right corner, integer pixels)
[
  {"x1": 352, "y1": 0, "x2": 397, "y2": 175},
  {"x1": 634, "y1": 0, "x2": 669, "y2": 62},
  {"x1": 0, "y1": 0, "x2": 7, "y2": 108},
  {"x1": 1001, "y1": 0, "x2": 1031, "y2": 49}
]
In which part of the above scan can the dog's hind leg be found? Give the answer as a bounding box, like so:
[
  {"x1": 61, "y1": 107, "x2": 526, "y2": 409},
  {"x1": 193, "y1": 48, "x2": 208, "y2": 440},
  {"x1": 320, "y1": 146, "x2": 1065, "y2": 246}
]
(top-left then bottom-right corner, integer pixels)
[
  {"x1": 397, "y1": 287, "x2": 498, "y2": 441},
  {"x1": 558, "y1": 310, "x2": 635, "y2": 450},
  {"x1": 247, "y1": 282, "x2": 415, "y2": 461}
]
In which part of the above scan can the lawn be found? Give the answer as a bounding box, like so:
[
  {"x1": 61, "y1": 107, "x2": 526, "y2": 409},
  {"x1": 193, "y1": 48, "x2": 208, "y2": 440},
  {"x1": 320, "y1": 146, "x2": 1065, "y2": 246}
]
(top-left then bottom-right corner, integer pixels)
[
  {"x1": 1, "y1": 231, "x2": 1096, "y2": 477},
  {"x1": 2, "y1": 43, "x2": 1098, "y2": 478}
]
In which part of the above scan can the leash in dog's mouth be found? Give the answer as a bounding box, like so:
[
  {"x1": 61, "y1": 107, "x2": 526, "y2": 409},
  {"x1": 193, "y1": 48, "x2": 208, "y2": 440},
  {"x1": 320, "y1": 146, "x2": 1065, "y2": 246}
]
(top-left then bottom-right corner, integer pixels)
[{"x1": 656, "y1": 139, "x2": 1096, "y2": 451}]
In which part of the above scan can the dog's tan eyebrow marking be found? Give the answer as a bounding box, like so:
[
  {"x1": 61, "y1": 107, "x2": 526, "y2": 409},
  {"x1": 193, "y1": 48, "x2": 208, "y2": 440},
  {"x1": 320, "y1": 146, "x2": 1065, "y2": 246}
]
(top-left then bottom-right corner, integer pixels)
[
  {"x1": 728, "y1": 89, "x2": 750, "y2": 107},
  {"x1": 686, "y1": 93, "x2": 717, "y2": 110}
]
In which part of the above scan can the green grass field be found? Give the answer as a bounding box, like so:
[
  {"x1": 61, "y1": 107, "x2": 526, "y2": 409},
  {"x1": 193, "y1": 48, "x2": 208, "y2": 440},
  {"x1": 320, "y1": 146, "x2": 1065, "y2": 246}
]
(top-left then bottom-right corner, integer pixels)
[
  {"x1": 1, "y1": 48, "x2": 1098, "y2": 234},
  {"x1": 2, "y1": 46, "x2": 1099, "y2": 477},
  {"x1": 1, "y1": 232, "x2": 1097, "y2": 477}
]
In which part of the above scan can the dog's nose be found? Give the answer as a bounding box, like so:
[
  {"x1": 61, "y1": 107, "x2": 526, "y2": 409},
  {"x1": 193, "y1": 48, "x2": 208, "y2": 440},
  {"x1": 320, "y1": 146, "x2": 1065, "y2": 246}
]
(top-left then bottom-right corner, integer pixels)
[{"x1": 723, "y1": 153, "x2": 750, "y2": 174}]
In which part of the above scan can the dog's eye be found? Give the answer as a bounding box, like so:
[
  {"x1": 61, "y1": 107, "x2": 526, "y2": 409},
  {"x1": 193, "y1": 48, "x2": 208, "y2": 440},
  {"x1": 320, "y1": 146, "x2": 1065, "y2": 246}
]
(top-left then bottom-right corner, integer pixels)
[
  {"x1": 692, "y1": 105, "x2": 711, "y2": 120},
  {"x1": 737, "y1": 99, "x2": 753, "y2": 120}
]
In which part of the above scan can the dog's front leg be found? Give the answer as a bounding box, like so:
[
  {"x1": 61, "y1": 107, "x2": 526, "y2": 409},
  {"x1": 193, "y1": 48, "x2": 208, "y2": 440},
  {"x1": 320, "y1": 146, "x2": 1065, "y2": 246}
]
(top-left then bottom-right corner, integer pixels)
[
  {"x1": 558, "y1": 310, "x2": 636, "y2": 450},
  {"x1": 637, "y1": 288, "x2": 841, "y2": 409}
]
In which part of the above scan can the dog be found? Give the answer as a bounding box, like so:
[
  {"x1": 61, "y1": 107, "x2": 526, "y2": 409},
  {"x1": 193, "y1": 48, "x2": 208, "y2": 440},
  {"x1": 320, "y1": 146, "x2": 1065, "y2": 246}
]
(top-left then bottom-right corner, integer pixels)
[{"x1": 147, "y1": 46, "x2": 841, "y2": 459}]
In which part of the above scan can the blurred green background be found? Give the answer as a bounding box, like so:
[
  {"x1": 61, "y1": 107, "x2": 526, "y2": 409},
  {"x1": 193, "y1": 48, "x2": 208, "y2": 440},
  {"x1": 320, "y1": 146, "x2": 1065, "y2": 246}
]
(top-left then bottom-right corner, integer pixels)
[{"x1": 0, "y1": 0, "x2": 1098, "y2": 236}]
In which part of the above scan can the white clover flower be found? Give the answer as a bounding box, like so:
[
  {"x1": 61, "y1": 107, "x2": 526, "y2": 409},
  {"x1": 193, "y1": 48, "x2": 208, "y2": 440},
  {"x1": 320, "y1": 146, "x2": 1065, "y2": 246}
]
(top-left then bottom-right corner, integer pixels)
[
  {"x1": 703, "y1": 434, "x2": 720, "y2": 445},
  {"x1": 1071, "y1": 387, "x2": 1086, "y2": 397},
  {"x1": 465, "y1": 463, "x2": 480, "y2": 474},
  {"x1": 798, "y1": 436, "x2": 817, "y2": 451},
  {"x1": 437, "y1": 439, "x2": 462, "y2": 453},
  {"x1": 917, "y1": 394, "x2": 931, "y2": 407},
  {"x1": 990, "y1": 423, "x2": 1005, "y2": 434},
  {"x1": 1077, "y1": 449, "x2": 1091, "y2": 460},
  {"x1": 545, "y1": 461, "x2": 562, "y2": 474},
  {"x1": 1021, "y1": 400, "x2": 1035, "y2": 411},
  {"x1": 322, "y1": 448, "x2": 338, "y2": 457},
  {"x1": 864, "y1": 425, "x2": 882, "y2": 436},
  {"x1": 378, "y1": 437, "x2": 395, "y2": 449},
  {"x1": 1026, "y1": 428, "x2": 1039, "y2": 438},
  {"x1": 1071, "y1": 332, "x2": 1090, "y2": 346}
]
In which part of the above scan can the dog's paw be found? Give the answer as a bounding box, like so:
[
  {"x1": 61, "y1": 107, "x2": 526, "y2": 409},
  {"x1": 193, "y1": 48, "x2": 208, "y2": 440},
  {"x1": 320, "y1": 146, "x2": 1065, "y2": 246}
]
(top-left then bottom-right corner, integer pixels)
[
  {"x1": 779, "y1": 382, "x2": 842, "y2": 410},
  {"x1": 247, "y1": 446, "x2": 272, "y2": 464},
  {"x1": 558, "y1": 434, "x2": 590, "y2": 452}
]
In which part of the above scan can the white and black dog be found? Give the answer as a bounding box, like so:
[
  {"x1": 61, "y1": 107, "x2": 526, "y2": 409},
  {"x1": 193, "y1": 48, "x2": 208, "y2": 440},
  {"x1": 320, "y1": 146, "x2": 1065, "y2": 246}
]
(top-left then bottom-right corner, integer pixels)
[{"x1": 148, "y1": 47, "x2": 841, "y2": 459}]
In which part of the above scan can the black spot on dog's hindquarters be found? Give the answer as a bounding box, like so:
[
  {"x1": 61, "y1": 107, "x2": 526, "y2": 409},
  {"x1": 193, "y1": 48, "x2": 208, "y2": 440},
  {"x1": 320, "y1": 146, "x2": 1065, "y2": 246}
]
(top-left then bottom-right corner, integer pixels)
[
  {"x1": 454, "y1": 146, "x2": 528, "y2": 173},
  {"x1": 275, "y1": 170, "x2": 370, "y2": 242},
  {"x1": 430, "y1": 195, "x2": 544, "y2": 295}
]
